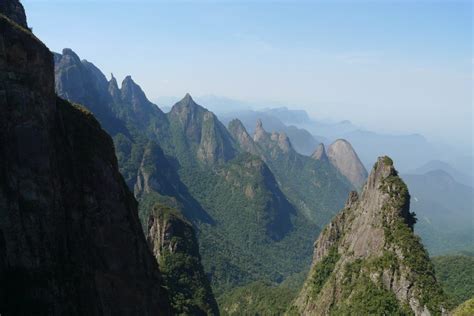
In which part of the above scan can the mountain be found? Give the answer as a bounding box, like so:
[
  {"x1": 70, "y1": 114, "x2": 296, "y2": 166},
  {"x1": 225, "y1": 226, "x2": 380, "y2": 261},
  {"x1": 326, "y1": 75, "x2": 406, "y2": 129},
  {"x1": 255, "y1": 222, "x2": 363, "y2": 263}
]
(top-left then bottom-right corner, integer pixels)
[
  {"x1": 146, "y1": 204, "x2": 219, "y2": 315},
  {"x1": 229, "y1": 119, "x2": 353, "y2": 225},
  {"x1": 402, "y1": 170, "x2": 474, "y2": 255},
  {"x1": 55, "y1": 48, "x2": 355, "y2": 297},
  {"x1": 326, "y1": 139, "x2": 368, "y2": 189},
  {"x1": 54, "y1": 51, "x2": 332, "y2": 296},
  {"x1": 263, "y1": 107, "x2": 312, "y2": 125},
  {"x1": 167, "y1": 94, "x2": 238, "y2": 166},
  {"x1": 220, "y1": 110, "x2": 325, "y2": 156},
  {"x1": 0, "y1": 2, "x2": 170, "y2": 314},
  {"x1": 409, "y1": 160, "x2": 473, "y2": 188},
  {"x1": 290, "y1": 156, "x2": 447, "y2": 315}
]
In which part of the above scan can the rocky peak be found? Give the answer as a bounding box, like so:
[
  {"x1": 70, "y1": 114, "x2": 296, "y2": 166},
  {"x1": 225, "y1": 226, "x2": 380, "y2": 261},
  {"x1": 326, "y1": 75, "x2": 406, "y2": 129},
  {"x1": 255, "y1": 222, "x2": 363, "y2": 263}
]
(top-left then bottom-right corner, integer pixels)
[
  {"x1": 168, "y1": 94, "x2": 237, "y2": 164},
  {"x1": 169, "y1": 93, "x2": 201, "y2": 117},
  {"x1": 277, "y1": 132, "x2": 292, "y2": 152},
  {"x1": 228, "y1": 118, "x2": 260, "y2": 155},
  {"x1": 327, "y1": 139, "x2": 368, "y2": 189},
  {"x1": 121, "y1": 75, "x2": 148, "y2": 104},
  {"x1": 253, "y1": 119, "x2": 270, "y2": 143},
  {"x1": 108, "y1": 73, "x2": 120, "y2": 99},
  {"x1": 291, "y1": 156, "x2": 446, "y2": 315},
  {"x1": 0, "y1": 0, "x2": 27, "y2": 28},
  {"x1": 311, "y1": 143, "x2": 328, "y2": 162},
  {"x1": 61, "y1": 47, "x2": 81, "y2": 62}
]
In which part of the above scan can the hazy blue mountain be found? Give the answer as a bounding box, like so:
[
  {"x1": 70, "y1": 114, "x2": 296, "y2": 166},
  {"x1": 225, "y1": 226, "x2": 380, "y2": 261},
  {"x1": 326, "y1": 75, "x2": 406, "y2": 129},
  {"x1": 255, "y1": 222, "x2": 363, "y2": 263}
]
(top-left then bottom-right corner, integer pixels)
[
  {"x1": 409, "y1": 160, "x2": 473, "y2": 187},
  {"x1": 402, "y1": 170, "x2": 474, "y2": 255},
  {"x1": 220, "y1": 110, "x2": 326, "y2": 156}
]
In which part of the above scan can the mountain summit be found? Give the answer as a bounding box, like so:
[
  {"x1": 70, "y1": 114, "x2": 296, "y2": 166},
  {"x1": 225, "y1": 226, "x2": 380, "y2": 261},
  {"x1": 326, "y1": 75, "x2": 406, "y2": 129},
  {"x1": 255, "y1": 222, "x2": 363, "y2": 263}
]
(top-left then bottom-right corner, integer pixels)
[
  {"x1": 290, "y1": 156, "x2": 447, "y2": 315},
  {"x1": 327, "y1": 139, "x2": 368, "y2": 189}
]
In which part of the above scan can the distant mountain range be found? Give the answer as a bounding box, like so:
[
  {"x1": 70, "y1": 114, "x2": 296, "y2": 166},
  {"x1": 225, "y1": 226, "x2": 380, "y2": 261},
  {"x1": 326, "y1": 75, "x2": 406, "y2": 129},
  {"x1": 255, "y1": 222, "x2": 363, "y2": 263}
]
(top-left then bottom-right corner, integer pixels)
[
  {"x1": 402, "y1": 170, "x2": 474, "y2": 256},
  {"x1": 54, "y1": 48, "x2": 363, "y2": 299}
]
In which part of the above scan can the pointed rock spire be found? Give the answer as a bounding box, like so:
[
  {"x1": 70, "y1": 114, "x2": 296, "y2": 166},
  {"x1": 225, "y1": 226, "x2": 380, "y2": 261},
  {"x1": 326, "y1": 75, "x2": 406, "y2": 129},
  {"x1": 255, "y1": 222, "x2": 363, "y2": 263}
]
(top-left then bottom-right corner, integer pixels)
[
  {"x1": 311, "y1": 143, "x2": 328, "y2": 161},
  {"x1": 254, "y1": 119, "x2": 268, "y2": 143},
  {"x1": 108, "y1": 73, "x2": 120, "y2": 99},
  {"x1": 228, "y1": 119, "x2": 260, "y2": 155},
  {"x1": 291, "y1": 156, "x2": 447, "y2": 315}
]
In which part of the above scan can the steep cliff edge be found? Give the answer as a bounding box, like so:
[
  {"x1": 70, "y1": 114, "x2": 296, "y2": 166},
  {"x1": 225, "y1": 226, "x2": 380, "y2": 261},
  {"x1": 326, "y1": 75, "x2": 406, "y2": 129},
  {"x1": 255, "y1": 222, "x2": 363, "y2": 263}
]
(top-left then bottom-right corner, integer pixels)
[
  {"x1": 0, "y1": 2, "x2": 170, "y2": 314},
  {"x1": 146, "y1": 204, "x2": 219, "y2": 315},
  {"x1": 290, "y1": 156, "x2": 447, "y2": 315}
]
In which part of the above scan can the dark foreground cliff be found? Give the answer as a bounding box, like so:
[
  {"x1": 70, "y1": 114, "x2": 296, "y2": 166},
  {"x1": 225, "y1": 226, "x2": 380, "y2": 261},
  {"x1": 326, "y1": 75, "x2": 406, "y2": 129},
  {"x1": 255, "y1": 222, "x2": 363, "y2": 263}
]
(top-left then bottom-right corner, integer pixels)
[
  {"x1": 0, "y1": 2, "x2": 170, "y2": 314},
  {"x1": 290, "y1": 156, "x2": 447, "y2": 316}
]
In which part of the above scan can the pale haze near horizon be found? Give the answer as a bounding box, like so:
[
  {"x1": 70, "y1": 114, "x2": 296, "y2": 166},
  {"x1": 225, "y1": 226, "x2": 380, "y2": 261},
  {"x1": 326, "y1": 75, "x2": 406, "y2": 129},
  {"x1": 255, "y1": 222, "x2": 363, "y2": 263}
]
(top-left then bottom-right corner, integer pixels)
[{"x1": 23, "y1": 0, "x2": 473, "y2": 150}]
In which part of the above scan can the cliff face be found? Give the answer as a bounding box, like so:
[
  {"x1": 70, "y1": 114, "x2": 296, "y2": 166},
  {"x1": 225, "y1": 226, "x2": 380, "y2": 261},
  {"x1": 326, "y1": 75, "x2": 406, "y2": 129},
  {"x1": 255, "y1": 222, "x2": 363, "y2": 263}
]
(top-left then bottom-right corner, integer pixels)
[
  {"x1": 0, "y1": 2, "x2": 170, "y2": 314},
  {"x1": 291, "y1": 157, "x2": 447, "y2": 316},
  {"x1": 146, "y1": 204, "x2": 219, "y2": 315},
  {"x1": 326, "y1": 139, "x2": 368, "y2": 189}
]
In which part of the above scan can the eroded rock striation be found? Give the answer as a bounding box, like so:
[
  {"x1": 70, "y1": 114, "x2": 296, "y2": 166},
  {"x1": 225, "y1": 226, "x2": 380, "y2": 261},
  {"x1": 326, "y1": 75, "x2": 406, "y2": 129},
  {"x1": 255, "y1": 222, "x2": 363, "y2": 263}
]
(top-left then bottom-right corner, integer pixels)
[
  {"x1": 290, "y1": 156, "x2": 447, "y2": 316},
  {"x1": 326, "y1": 139, "x2": 368, "y2": 189},
  {"x1": 0, "y1": 2, "x2": 170, "y2": 314}
]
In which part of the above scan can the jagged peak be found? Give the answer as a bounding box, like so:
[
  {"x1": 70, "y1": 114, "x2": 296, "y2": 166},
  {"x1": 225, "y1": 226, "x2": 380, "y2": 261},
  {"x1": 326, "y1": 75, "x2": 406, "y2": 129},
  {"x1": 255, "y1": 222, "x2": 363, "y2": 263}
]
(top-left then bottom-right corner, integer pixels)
[
  {"x1": 253, "y1": 119, "x2": 270, "y2": 143},
  {"x1": 0, "y1": 0, "x2": 28, "y2": 28},
  {"x1": 60, "y1": 48, "x2": 81, "y2": 63},
  {"x1": 108, "y1": 73, "x2": 120, "y2": 98},
  {"x1": 311, "y1": 143, "x2": 328, "y2": 161},
  {"x1": 228, "y1": 118, "x2": 248, "y2": 135},
  {"x1": 256, "y1": 119, "x2": 264, "y2": 130},
  {"x1": 121, "y1": 75, "x2": 148, "y2": 101},
  {"x1": 365, "y1": 155, "x2": 396, "y2": 190},
  {"x1": 170, "y1": 93, "x2": 209, "y2": 117},
  {"x1": 277, "y1": 132, "x2": 292, "y2": 152}
]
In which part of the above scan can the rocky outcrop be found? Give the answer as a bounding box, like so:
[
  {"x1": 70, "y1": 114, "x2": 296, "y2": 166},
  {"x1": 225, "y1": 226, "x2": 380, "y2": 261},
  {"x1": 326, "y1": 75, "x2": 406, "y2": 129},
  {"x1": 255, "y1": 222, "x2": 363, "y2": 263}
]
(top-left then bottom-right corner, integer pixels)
[
  {"x1": 311, "y1": 143, "x2": 328, "y2": 162},
  {"x1": 168, "y1": 94, "x2": 238, "y2": 165},
  {"x1": 0, "y1": 2, "x2": 170, "y2": 314},
  {"x1": 228, "y1": 119, "x2": 260, "y2": 155},
  {"x1": 54, "y1": 48, "x2": 128, "y2": 136},
  {"x1": 146, "y1": 204, "x2": 219, "y2": 315},
  {"x1": 327, "y1": 139, "x2": 368, "y2": 189},
  {"x1": 290, "y1": 156, "x2": 447, "y2": 316},
  {"x1": 252, "y1": 120, "x2": 294, "y2": 158}
]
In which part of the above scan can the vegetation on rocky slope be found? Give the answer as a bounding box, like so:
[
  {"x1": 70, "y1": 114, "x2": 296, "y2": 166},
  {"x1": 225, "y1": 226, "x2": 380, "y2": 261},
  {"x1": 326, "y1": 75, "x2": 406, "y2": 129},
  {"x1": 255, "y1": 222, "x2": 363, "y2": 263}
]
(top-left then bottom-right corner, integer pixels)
[{"x1": 432, "y1": 254, "x2": 474, "y2": 307}]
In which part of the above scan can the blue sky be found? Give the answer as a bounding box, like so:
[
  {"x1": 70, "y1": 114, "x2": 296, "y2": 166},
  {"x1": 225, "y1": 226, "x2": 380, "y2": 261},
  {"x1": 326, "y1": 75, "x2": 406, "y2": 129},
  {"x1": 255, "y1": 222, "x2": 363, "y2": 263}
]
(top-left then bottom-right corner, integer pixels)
[{"x1": 23, "y1": 0, "x2": 472, "y2": 147}]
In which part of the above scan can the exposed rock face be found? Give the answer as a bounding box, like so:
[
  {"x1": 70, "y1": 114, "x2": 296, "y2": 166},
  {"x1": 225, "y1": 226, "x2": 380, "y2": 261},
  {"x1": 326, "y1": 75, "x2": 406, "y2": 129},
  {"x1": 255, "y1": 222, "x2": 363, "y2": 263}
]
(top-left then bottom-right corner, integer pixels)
[
  {"x1": 0, "y1": 2, "x2": 170, "y2": 314},
  {"x1": 168, "y1": 94, "x2": 237, "y2": 165},
  {"x1": 146, "y1": 204, "x2": 219, "y2": 315},
  {"x1": 327, "y1": 139, "x2": 368, "y2": 189},
  {"x1": 228, "y1": 119, "x2": 260, "y2": 155},
  {"x1": 54, "y1": 48, "x2": 128, "y2": 136},
  {"x1": 252, "y1": 119, "x2": 294, "y2": 158},
  {"x1": 311, "y1": 143, "x2": 328, "y2": 162},
  {"x1": 290, "y1": 157, "x2": 447, "y2": 316}
]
